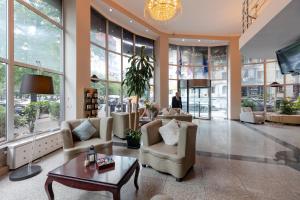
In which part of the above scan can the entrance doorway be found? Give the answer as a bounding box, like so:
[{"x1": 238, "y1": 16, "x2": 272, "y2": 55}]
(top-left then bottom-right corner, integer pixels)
[{"x1": 179, "y1": 79, "x2": 211, "y2": 120}]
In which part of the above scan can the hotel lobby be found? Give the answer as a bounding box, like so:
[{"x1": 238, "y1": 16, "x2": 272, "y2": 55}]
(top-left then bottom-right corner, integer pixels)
[{"x1": 0, "y1": 0, "x2": 300, "y2": 200}]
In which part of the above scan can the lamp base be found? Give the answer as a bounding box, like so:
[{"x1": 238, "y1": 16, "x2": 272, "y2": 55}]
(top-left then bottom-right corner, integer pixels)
[{"x1": 9, "y1": 164, "x2": 42, "y2": 181}]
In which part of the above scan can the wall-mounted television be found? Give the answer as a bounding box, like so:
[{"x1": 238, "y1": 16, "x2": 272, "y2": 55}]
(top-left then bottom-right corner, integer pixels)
[{"x1": 276, "y1": 40, "x2": 300, "y2": 75}]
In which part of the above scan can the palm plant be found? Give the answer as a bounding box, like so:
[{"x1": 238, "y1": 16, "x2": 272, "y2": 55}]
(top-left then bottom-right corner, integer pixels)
[{"x1": 122, "y1": 46, "x2": 154, "y2": 130}]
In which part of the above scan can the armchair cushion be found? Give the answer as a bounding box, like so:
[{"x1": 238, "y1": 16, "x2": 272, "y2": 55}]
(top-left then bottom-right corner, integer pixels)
[
  {"x1": 159, "y1": 119, "x2": 180, "y2": 145},
  {"x1": 72, "y1": 119, "x2": 97, "y2": 141}
]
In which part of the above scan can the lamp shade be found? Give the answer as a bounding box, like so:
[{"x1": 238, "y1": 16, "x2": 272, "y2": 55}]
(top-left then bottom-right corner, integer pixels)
[
  {"x1": 20, "y1": 74, "x2": 54, "y2": 94},
  {"x1": 270, "y1": 81, "x2": 280, "y2": 87},
  {"x1": 90, "y1": 74, "x2": 100, "y2": 83}
]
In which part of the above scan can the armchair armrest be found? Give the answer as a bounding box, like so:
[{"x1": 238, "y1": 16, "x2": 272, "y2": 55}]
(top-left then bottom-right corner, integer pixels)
[
  {"x1": 177, "y1": 122, "x2": 197, "y2": 157},
  {"x1": 61, "y1": 121, "x2": 74, "y2": 149},
  {"x1": 100, "y1": 117, "x2": 113, "y2": 141},
  {"x1": 141, "y1": 120, "x2": 163, "y2": 146}
]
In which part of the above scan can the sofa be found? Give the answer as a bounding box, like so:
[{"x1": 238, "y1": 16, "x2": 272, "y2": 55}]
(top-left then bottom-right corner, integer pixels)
[
  {"x1": 139, "y1": 119, "x2": 198, "y2": 181},
  {"x1": 265, "y1": 113, "x2": 300, "y2": 125},
  {"x1": 111, "y1": 112, "x2": 137, "y2": 139},
  {"x1": 61, "y1": 117, "x2": 113, "y2": 162},
  {"x1": 157, "y1": 108, "x2": 193, "y2": 122},
  {"x1": 240, "y1": 107, "x2": 265, "y2": 124}
]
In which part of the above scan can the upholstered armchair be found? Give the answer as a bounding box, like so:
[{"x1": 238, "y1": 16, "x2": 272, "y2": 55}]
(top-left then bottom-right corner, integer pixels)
[
  {"x1": 240, "y1": 107, "x2": 265, "y2": 124},
  {"x1": 139, "y1": 119, "x2": 198, "y2": 181},
  {"x1": 61, "y1": 117, "x2": 113, "y2": 162},
  {"x1": 111, "y1": 112, "x2": 136, "y2": 139},
  {"x1": 157, "y1": 108, "x2": 193, "y2": 122}
]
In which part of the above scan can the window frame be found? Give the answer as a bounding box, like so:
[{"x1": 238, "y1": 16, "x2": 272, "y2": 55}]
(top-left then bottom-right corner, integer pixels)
[{"x1": 1, "y1": 0, "x2": 65, "y2": 144}]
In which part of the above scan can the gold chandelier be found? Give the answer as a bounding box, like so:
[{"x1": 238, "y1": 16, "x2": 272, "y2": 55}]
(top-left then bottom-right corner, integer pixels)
[{"x1": 145, "y1": 0, "x2": 182, "y2": 21}]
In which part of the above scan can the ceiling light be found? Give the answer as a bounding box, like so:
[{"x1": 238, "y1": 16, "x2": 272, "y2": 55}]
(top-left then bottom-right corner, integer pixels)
[
  {"x1": 145, "y1": 29, "x2": 149, "y2": 32},
  {"x1": 182, "y1": 39, "x2": 185, "y2": 42},
  {"x1": 145, "y1": 0, "x2": 182, "y2": 21},
  {"x1": 198, "y1": 39, "x2": 201, "y2": 42},
  {"x1": 109, "y1": 8, "x2": 113, "y2": 12},
  {"x1": 129, "y1": 20, "x2": 133, "y2": 23}
]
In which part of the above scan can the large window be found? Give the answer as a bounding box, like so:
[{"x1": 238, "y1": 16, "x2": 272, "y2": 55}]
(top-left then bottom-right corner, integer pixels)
[
  {"x1": 168, "y1": 44, "x2": 228, "y2": 119},
  {"x1": 14, "y1": 1, "x2": 63, "y2": 72},
  {"x1": 241, "y1": 59, "x2": 300, "y2": 112},
  {"x1": 0, "y1": 63, "x2": 6, "y2": 143},
  {"x1": 0, "y1": 0, "x2": 64, "y2": 143},
  {"x1": 90, "y1": 8, "x2": 155, "y2": 116},
  {"x1": 0, "y1": 0, "x2": 7, "y2": 143}
]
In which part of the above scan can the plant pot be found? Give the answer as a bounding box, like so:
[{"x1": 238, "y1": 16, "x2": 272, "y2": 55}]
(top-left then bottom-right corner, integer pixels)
[{"x1": 126, "y1": 137, "x2": 140, "y2": 149}]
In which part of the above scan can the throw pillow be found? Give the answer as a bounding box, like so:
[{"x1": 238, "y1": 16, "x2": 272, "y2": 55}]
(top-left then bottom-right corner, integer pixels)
[
  {"x1": 72, "y1": 119, "x2": 97, "y2": 141},
  {"x1": 169, "y1": 108, "x2": 178, "y2": 115},
  {"x1": 162, "y1": 108, "x2": 170, "y2": 115},
  {"x1": 159, "y1": 119, "x2": 180, "y2": 145}
]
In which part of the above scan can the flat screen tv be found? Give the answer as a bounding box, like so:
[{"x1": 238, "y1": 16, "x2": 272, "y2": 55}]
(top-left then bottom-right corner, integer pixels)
[{"x1": 276, "y1": 40, "x2": 300, "y2": 75}]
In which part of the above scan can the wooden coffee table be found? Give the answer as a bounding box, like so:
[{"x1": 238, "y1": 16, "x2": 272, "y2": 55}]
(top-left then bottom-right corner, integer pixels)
[{"x1": 45, "y1": 153, "x2": 140, "y2": 200}]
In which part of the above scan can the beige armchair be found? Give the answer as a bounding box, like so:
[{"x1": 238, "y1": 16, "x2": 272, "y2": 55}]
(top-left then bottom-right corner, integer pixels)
[
  {"x1": 240, "y1": 107, "x2": 265, "y2": 124},
  {"x1": 157, "y1": 114, "x2": 193, "y2": 122},
  {"x1": 139, "y1": 119, "x2": 198, "y2": 181},
  {"x1": 111, "y1": 112, "x2": 136, "y2": 139},
  {"x1": 61, "y1": 117, "x2": 113, "y2": 162}
]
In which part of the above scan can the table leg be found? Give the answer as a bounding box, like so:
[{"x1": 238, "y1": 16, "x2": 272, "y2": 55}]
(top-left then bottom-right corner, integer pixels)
[
  {"x1": 45, "y1": 177, "x2": 54, "y2": 200},
  {"x1": 134, "y1": 163, "x2": 140, "y2": 190},
  {"x1": 112, "y1": 189, "x2": 120, "y2": 200}
]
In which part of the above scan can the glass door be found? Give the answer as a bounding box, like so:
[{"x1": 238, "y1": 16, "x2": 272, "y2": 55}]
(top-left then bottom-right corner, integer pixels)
[{"x1": 189, "y1": 87, "x2": 211, "y2": 119}]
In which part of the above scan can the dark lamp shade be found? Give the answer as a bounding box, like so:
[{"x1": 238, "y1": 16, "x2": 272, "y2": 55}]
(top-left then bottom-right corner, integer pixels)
[
  {"x1": 90, "y1": 74, "x2": 100, "y2": 83},
  {"x1": 270, "y1": 81, "x2": 280, "y2": 87},
  {"x1": 20, "y1": 74, "x2": 54, "y2": 95}
]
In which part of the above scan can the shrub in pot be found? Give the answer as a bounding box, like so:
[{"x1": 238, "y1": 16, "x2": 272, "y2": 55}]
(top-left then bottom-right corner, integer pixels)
[{"x1": 126, "y1": 129, "x2": 142, "y2": 149}]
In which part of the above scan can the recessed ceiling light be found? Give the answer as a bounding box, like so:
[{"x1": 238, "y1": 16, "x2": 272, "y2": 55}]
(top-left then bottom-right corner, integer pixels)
[
  {"x1": 198, "y1": 39, "x2": 201, "y2": 42},
  {"x1": 129, "y1": 20, "x2": 133, "y2": 23},
  {"x1": 145, "y1": 29, "x2": 149, "y2": 32},
  {"x1": 109, "y1": 8, "x2": 113, "y2": 12},
  {"x1": 182, "y1": 39, "x2": 185, "y2": 42}
]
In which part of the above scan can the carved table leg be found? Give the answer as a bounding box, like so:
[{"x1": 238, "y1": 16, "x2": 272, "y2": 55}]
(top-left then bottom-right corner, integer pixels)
[
  {"x1": 134, "y1": 163, "x2": 140, "y2": 190},
  {"x1": 112, "y1": 189, "x2": 120, "y2": 200},
  {"x1": 45, "y1": 177, "x2": 54, "y2": 200}
]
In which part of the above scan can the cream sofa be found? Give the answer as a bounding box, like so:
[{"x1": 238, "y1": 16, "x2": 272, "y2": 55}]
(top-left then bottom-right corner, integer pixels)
[
  {"x1": 61, "y1": 117, "x2": 113, "y2": 162},
  {"x1": 139, "y1": 119, "x2": 198, "y2": 181},
  {"x1": 157, "y1": 108, "x2": 193, "y2": 122},
  {"x1": 111, "y1": 112, "x2": 137, "y2": 139},
  {"x1": 240, "y1": 107, "x2": 265, "y2": 124},
  {"x1": 265, "y1": 113, "x2": 300, "y2": 125}
]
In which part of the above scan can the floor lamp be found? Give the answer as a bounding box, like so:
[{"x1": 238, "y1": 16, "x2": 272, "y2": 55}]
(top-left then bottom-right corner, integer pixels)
[
  {"x1": 270, "y1": 81, "x2": 280, "y2": 112},
  {"x1": 9, "y1": 74, "x2": 54, "y2": 181}
]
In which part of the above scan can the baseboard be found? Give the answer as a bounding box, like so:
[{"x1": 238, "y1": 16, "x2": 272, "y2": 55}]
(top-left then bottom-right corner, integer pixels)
[{"x1": 0, "y1": 165, "x2": 9, "y2": 177}]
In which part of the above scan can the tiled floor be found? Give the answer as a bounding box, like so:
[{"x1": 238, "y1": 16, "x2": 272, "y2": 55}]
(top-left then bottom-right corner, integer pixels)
[{"x1": 0, "y1": 120, "x2": 300, "y2": 200}]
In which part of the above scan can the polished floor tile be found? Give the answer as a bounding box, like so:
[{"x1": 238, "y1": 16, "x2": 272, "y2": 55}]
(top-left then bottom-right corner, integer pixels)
[{"x1": 0, "y1": 119, "x2": 300, "y2": 200}]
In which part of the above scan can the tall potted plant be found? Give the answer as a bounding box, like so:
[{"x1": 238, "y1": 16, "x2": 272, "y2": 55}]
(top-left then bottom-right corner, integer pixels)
[{"x1": 122, "y1": 46, "x2": 154, "y2": 148}]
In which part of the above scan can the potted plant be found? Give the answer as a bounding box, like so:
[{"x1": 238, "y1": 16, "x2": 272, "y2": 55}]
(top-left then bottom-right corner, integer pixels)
[
  {"x1": 122, "y1": 46, "x2": 154, "y2": 148},
  {"x1": 126, "y1": 129, "x2": 142, "y2": 149}
]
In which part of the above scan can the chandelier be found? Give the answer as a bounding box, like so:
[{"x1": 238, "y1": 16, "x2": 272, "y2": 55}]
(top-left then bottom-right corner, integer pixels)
[{"x1": 145, "y1": 0, "x2": 182, "y2": 21}]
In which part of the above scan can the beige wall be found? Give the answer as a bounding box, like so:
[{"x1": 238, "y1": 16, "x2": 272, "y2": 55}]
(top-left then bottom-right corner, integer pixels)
[
  {"x1": 155, "y1": 34, "x2": 169, "y2": 108},
  {"x1": 64, "y1": 2, "x2": 242, "y2": 120},
  {"x1": 64, "y1": 0, "x2": 91, "y2": 120},
  {"x1": 228, "y1": 37, "x2": 241, "y2": 120}
]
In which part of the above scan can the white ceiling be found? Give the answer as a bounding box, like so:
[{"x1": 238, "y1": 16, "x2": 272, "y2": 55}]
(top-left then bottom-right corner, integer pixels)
[{"x1": 111, "y1": 0, "x2": 243, "y2": 36}]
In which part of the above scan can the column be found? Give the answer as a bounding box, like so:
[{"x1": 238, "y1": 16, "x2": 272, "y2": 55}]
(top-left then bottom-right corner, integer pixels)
[{"x1": 64, "y1": 0, "x2": 91, "y2": 120}]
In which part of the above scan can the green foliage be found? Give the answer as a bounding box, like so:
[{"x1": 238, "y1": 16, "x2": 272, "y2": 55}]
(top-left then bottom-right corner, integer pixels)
[
  {"x1": 241, "y1": 98, "x2": 256, "y2": 110},
  {"x1": 22, "y1": 102, "x2": 39, "y2": 133},
  {"x1": 280, "y1": 99, "x2": 296, "y2": 115},
  {"x1": 122, "y1": 46, "x2": 154, "y2": 130},
  {"x1": 49, "y1": 102, "x2": 60, "y2": 120},
  {"x1": 37, "y1": 101, "x2": 50, "y2": 114},
  {"x1": 0, "y1": 106, "x2": 6, "y2": 139},
  {"x1": 14, "y1": 115, "x2": 27, "y2": 129},
  {"x1": 126, "y1": 129, "x2": 142, "y2": 142},
  {"x1": 122, "y1": 46, "x2": 154, "y2": 98},
  {"x1": 293, "y1": 96, "x2": 300, "y2": 111}
]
